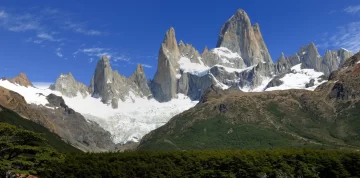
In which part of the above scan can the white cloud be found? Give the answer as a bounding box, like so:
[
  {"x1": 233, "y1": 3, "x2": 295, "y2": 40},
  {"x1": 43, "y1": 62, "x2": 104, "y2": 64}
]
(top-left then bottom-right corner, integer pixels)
[
  {"x1": 56, "y1": 48, "x2": 63, "y2": 57},
  {"x1": 0, "y1": 10, "x2": 7, "y2": 18},
  {"x1": 37, "y1": 32, "x2": 62, "y2": 42},
  {"x1": 65, "y1": 21, "x2": 105, "y2": 36},
  {"x1": 344, "y1": 5, "x2": 360, "y2": 14},
  {"x1": 318, "y1": 21, "x2": 360, "y2": 53},
  {"x1": 113, "y1": 55, "x2": 129, "y2": 62},
  {"x1": 8, "y1": 22, "x2": 40, "y2": 32},
  {"x1": 74, "y1": 47, "x2": 131, "y2": 62},
  {"x1": 89, "y1": 58, "x2": 94, "y2": 63},
  {"x1": 33, "y1": 40, "x2": 42, "y2": 44},
  {"x1": 81, "y1": 48, "x2": 108, "y2": 53},
  {"x1": 141, "y1": 64, "x2": 152, "y2": 68}
]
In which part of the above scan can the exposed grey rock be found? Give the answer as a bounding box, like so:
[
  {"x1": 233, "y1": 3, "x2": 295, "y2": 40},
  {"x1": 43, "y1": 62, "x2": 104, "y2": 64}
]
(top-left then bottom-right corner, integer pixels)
[
  {"x1": 152, "y1": 27, "x2": 180, "y2": 102},
  {"x1": 283, "y1": 43, "x2": 353, "y2": 76},
  {"x1": 265, "y1": 73, "x2": 286, "y2": 89},
  {"x1": 50, "y1": 72, "x2": 89, "y2": 97},
  {"x1": 275, "y1": 52, "x2": 292, "y2": 74},
  {"x1": 298, "y1": 42, "x2": 329, "y2": 74},
  {"x1": 130, "y1": 64, "x2": 151, "y2": 97},
  {"x1": 178, "y1": 41, "x2": 202, "y2": 64},
  {"x1": 305, "y1": 79, "x2": 315, "y2": 88},
  {"x1": 42, "y1": 94, "x2": 115, "y2": 151},
  {"x1": 323, "y1": 48, "x2": 353, "y2": 73},
  {"x1": 216, "y1": 9, "x2": 272, "y2": 66},
  {"x1": 89, "y1": 56, "x2": 149, "y2": 108},
  {"x1": 178, "y1": 73, "x2": 215, "y2": 100}
]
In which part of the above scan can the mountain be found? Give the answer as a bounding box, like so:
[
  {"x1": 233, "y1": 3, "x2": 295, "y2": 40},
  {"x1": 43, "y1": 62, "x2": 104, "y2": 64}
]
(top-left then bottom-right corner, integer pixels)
[
  {"x1": 138, "y1": 52, "x2": 360, "y2": 150},
  {"x1": 0, "y1": 8, "x2": 355, "y2": 150},
  {"x1": 49, "y1": 72, "x2": 89, "y2": 98},
  {"x1": 0, "y1": 79, "x2": 115, "y2": 152},
  {"x1": 151, "y1": 9, "x2": 277, "y2": 101},
  {"x1": 89, "y1": 56, "x2": 151, "y2": 108},
  {"x1": 0, "y1": 104, "x2": 80, "y2": 153},
  {"x1": 216, "y1": 9, "x2": 272, "y2": 66},
  {"x1": 151, "y1": 9, "x2": 352, "y2": 102},
  {"x1": 6, "y1": 73, "x2": 33, "y2": 87}
]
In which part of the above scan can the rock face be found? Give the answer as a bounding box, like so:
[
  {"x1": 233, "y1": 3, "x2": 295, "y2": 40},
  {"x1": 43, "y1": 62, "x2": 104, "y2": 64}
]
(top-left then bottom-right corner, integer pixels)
[
  {"x1": 89, "y1": 56, "x2": 150, "y2": 108},
  {"x1": 281, "y1": 43, "x2": 353, "y2": 76},
  {"x1": 275, "y1": 52, "x2": 291, "y2": 74},
  {"x1": 7, "y1": 73, "x2": 33, "y2": 87},
  {"x1": 152, "y1": 28, "x2": 180, "y2": 101},
  {"x1": 43, "y1": 94, "x2": 115, "y2": 151},
  {"x1": 50, "y1": 72, "x2": 89, "y2": 97},
  {"x1": 216, "y1": 9, "x2": 272, "y2": 66},
  {"x1": 130, "y1": 64, "x2": 151, "y2": 98}
]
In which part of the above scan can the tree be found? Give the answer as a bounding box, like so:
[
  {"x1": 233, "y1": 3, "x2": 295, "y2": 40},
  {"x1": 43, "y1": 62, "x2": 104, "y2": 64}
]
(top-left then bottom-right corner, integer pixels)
[{"x1": 0, "y1": 123, "x2": 64, "y2": 176}]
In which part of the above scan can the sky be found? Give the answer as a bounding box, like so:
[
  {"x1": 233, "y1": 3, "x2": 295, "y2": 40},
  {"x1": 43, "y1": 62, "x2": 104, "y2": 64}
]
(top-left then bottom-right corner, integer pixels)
[{"x1": 1, "y1": 0, "x2": 360, "y2": 86}]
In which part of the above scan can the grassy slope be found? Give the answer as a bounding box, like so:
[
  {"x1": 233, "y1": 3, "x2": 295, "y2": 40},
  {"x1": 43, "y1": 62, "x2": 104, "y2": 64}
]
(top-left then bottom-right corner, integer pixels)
[{"x1": 0, "y1": 105, "x2": 80, "y2": 153}]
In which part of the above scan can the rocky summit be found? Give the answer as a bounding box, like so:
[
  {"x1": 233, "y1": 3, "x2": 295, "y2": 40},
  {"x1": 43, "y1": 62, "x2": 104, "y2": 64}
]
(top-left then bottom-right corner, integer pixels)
[
  {"x1": 50, "y1": 72, "x2": 89, "y2": 97},
  {"x1": 6, "y1": 73, "x2": 33, "y2": 87},
  {"x1": 216, "y1": 9, "x2": 272, "y2": 66},
  {"x1": 89, "y1": 56, "x2": 151, "y2": 108}
]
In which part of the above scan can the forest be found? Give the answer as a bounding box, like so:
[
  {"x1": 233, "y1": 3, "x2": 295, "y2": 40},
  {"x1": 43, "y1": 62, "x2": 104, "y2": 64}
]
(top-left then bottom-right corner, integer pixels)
[
  {"x1": 2, "y1": 122, "x2": 360, "y2": 178},
  {"x1": 1, "y1": 105, "x2": 360, "y2": 178}
]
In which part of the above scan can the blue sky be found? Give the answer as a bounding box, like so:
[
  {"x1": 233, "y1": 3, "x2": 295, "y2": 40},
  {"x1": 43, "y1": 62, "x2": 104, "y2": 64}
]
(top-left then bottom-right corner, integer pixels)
[{"x1": 1, "y1": 0, "x2": 360, "y2": 86}]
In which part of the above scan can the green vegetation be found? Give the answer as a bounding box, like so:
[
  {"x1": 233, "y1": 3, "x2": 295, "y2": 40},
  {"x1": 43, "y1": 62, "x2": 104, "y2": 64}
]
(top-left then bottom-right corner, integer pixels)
[
  {"x1": 0, "y1": 123, "x2": 64, "y2": 177},
  {"x1": 140, "y1": 115, "x2": 332, "y2": 151},
  {"x1": 42, "y1": 150, "x2": 360, "y2": 178},
  {"x1": 0, "y1": 105, "x2": 80, "y2": 153}
]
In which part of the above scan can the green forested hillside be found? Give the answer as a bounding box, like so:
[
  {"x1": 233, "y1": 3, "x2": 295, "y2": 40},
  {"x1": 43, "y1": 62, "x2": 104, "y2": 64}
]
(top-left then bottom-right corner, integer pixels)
[{"x1": 0, "y1": 105, "x2": 80, "y2": 153}]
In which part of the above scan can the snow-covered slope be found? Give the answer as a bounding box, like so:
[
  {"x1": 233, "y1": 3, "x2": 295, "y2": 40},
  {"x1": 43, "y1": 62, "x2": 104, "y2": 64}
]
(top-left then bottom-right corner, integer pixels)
[
  {"x1": 0, "y1": 80, "x2": 197, "y2": 144},
  {"x1": 265, "y1": 64, "x2": 327, "y2": 91}
]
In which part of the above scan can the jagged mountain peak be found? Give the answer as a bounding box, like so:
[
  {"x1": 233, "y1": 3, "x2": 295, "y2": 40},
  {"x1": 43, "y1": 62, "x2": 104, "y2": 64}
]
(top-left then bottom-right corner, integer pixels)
[
  {"x1": 216, "y1": 8, "x2": 272, "y2": 66},
  {"x1": 299, "y1": 42, "x2": 320, "y2": 56},
  {"x1": 163, "y1": 27, "x2": 178, "y2": 51},
  {"x1": 232, "y1": 8, "x2": 250, "y2": 22},
  {"x1": 50, "y1": 72, "x2": 89, "y2": 98},
  {"x1": 7, "y1": 73, "x2": 33, "y2": 87},
  {"x1": 202, "y1": 46, "x2": 209, "y2": 54},
  {"x1": 134, "y1": 64, "x2": 144, "y2": 74}
]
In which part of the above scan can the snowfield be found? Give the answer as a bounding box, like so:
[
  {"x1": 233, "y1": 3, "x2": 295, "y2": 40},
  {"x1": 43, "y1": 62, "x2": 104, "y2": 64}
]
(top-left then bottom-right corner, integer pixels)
[
  {"x1": 265, "y1": 64, "x2": 326, "y2": 91},
  {"x1": 0, "y1": 80, "x2": 197, "y2": 144}
]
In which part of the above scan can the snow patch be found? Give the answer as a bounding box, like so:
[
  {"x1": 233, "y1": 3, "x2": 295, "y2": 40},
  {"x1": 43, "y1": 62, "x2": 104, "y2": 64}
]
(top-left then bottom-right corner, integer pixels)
[
  {"x1": 214, "y1": 64, "x2": 255, "y2": 73},
  {"x1": 341, "y1": 48, "x2": 351, "y2": 52},
  {"x1": 209, "y1": 73, "x2": 230, "y2": 90},
  {"x1": 212, "y1": 47, "x2": 242, "y2": 59},
  {"x1": 178, "y1": 57, "x2": 210, "y2": 77},
  {"x1": 265, "y1": 64, "x2": 326, "y2": 91}
]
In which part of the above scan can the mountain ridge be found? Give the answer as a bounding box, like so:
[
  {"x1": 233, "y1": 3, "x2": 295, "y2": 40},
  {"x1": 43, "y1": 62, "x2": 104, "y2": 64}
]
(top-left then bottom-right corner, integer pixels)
[{"x1": 138, "y1": 51, "x2": 360, "y2": 150}]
